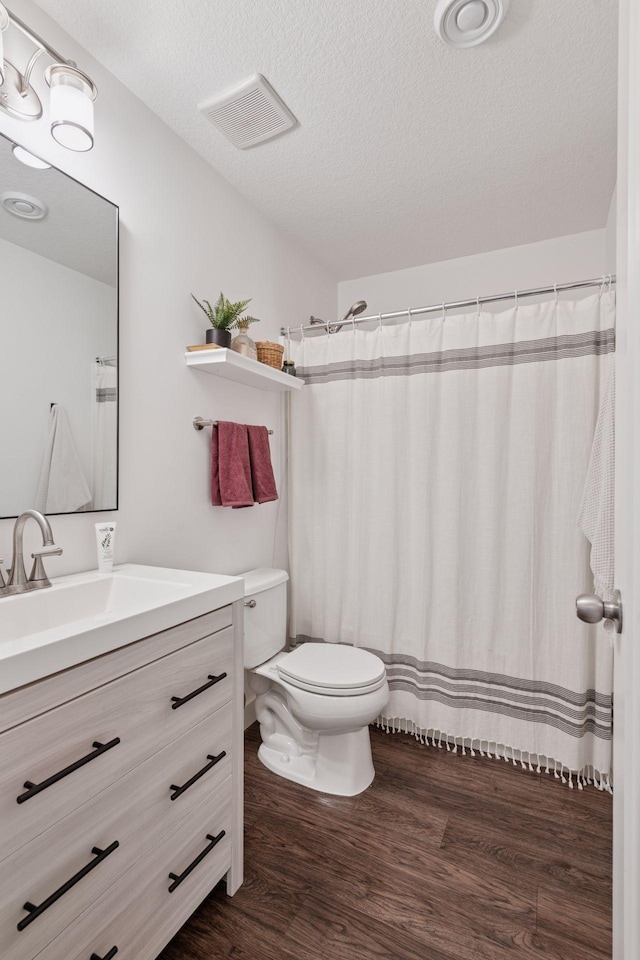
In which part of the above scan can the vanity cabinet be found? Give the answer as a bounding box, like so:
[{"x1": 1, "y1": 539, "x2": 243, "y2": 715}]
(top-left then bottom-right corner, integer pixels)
[{"x1": 0, "y1": 601, "x2": 244, "y2": 960}]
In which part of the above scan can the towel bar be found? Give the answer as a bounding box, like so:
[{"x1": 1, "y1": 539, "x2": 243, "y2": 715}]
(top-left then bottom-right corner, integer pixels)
[{"x1": 193, "y1": 417, "x2": 273, "y2": 435}]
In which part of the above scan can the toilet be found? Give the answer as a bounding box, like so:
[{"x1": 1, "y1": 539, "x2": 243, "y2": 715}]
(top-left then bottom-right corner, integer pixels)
[{"x1": 242, "y1": 568, "x2": 389, "y2": 796}]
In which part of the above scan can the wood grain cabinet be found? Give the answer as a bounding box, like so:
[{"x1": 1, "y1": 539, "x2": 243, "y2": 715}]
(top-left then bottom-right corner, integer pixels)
[{"x1": 0, "y1": 602, "x2": 244, "y2": 960}]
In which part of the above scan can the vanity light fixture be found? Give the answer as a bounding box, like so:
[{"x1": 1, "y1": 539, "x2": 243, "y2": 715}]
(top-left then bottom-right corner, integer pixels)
[
  {"x1": 46, "y1": 64, "x2": 96, "y2": 151},
  {"x1": 0, "y1": 3, "x2": 98, "y2": 152},
  {"x1": 11, "y1": 144, "x2": 50, "y2": 169},
  {"x1": 0, "y1": 3, "x2": 7, "y2": 86}
]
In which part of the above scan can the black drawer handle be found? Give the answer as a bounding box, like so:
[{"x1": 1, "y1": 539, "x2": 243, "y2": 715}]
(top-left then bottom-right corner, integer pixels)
[
  {"x1": 171, "y1": 673, "x2": 227, "y2": 710},
  {"x1": 168, "y1": 831, "x2": 225, "y2": 893},
  {"x1": 17, "y1": 738, "x2": 121, "y2": 805},
  {"x1": 170, "y1": 750, "x2": 227, "y2": 801},
  {"x1": 91, "y1": 949, "x2": 118, "y2": 960},
  {"x1": 18, "y1": 842, "x2": 119, "y2": 932}
]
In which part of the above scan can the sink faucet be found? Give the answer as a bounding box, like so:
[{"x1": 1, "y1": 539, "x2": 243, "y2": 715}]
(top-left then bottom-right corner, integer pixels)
[{"x1": 1, "y1": 510, "x2": 63, "y2": 597}]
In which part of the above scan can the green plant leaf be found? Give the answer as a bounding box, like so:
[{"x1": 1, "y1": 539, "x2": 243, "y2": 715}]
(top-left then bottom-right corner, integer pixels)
[
  {"x1": 192, "y1": 291, "x2": 253, "y2": 328},
  {"x1": 191, "y1": 294, "x2": 214, "y2": 323}
]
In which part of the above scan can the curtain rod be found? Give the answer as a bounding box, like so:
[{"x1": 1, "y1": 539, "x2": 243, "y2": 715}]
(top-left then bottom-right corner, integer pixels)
[{"x1": 281, "y1": 275, "x2": 616, "y2": 336}]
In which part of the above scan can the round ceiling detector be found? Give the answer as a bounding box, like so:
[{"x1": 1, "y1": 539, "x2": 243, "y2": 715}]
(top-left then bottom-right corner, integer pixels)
[
  {"x1": 1, "y1": 191, "x2": 49, "y2": 220},
  {"x1": 434, "y1": 0, "x2": 510, "y2": 48}
]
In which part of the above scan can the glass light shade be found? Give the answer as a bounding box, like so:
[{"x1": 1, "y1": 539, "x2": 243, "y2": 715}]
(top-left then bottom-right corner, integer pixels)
[
  {"x1": 48, "y1": 67, "x2": 95, "y2": 152},
  {"x1": 0, "y1": 6, "x2": 6, "y2": 88}
]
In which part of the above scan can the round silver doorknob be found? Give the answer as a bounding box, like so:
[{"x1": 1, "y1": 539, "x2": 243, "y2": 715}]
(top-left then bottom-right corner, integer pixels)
[
  {"x1": 576, "y1": 594, "x2": 605, "y2": 623},
  {"x1": 576, "y1": 590, "x2": 623, "y2": 633},
  {"x1": 244, "y1": 599, "x2": 256, "y2": 608}
]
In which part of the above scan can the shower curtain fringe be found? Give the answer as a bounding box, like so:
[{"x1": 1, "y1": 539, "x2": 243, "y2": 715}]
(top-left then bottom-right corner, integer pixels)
[{"x1": 374, "y1": 716, "x2": 613, "y2": 794}]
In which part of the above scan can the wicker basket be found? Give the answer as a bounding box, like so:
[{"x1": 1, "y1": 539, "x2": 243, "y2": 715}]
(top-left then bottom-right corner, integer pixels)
[{"x1": 256, "y1": 341, "x2": 285, "y2": 370}]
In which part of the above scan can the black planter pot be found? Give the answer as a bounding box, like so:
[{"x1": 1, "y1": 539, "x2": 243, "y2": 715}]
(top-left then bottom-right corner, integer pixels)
[{"x1": 206, "y1": 328, "x2": 232, "y2": 348}]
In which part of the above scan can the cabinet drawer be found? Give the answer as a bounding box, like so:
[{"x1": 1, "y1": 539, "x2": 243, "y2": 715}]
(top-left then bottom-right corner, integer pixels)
[
  {"x1": 0, "y1": 704, "x2": 232, "y2": 960},
  {"x1": 0, "y1": 606, "x2": 233, "y2": 735},
  {"x1": 0, "y1": 626, "x2": 233, "y2": 864},
  {"x1": 33, "y1": 779, "x2": 232, "y2": 960}
]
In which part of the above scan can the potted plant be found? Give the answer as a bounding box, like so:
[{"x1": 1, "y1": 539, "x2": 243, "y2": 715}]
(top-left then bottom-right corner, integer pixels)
[{"x1": 191, "y1": 292, "x2": 253, "y2": 348}]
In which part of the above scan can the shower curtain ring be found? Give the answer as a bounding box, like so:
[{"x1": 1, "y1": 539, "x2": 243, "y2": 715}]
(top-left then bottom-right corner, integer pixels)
[
  {"x1": 378, "y1": 312, "x2": 383, "y2": 330},
  {"x1": 554, "y1": 284, "x2": 558, "y2": 305},
  {"x1": 441, "y1": 303, "x2": 446, "y2": 322},
  {"x1": 514, "y1": 289, "x2": 518, "y2": 309},
  {"x1": 408, "y1": 307, "x2": 412, "y2": 327},
  {"x1": 476, "y1": 295, "x2": 480, "y2": 317}
]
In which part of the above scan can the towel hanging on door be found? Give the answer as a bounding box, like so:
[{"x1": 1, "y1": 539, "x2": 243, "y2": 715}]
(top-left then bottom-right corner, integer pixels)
[{"x1": 578, "y1": 357, "x2": 615, "y2": 600}]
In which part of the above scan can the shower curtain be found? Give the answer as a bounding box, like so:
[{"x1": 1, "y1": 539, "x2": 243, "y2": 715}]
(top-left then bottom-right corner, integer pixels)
[
  {"x1": 288, "y1": 292, "x2": 615, "y2": 786},
  {"x1": 92, "y1": 360, "x2": 118, "y2": 509}
]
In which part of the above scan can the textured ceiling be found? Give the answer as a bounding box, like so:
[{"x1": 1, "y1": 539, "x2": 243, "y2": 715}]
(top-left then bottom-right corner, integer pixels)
[
  {"x1": 0, "y1": 131, "x2": 117, "y2": 285},
  {"x1": 33, "y1": 0, "x2": 617, "y2": 280}
]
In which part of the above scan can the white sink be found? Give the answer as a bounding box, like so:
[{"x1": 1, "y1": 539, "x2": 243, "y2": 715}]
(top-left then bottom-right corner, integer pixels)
[{"x1": 0, "y1": 564, "x2": 244, "y2": 695}]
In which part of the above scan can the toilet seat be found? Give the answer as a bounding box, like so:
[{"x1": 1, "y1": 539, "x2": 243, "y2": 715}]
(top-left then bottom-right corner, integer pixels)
[{"x1": 277, "y1": 643, "x2": 386, "y2": 697}]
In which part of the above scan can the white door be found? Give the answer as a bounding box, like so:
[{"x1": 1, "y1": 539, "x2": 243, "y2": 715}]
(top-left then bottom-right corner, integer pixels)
[{"x1": 613, "y1": 1, "x2": 640, "y2": 957}]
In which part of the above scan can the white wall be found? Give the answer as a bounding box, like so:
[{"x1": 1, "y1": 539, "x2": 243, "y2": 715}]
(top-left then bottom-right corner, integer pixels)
[
  {"x1": 605, "y1": 184, "x2": 617, "y2": 274},
  {"x1": 338, "y1": 230, "x2": 607, "y2": 319},
  {"x1": 0, "y1": 238, "x2": 116, "y2": 516},
  {"x1": 0, "y1": 3, "x2": 612, "y2": 579},
  {"x1": 0, "y1": 0, "x2": 336, "y2": 576}
]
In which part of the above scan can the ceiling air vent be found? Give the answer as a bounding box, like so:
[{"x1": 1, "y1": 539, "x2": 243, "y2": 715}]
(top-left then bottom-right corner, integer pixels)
[{"x1": 198, "y1": 73, "x2": 297, "y2": 149}]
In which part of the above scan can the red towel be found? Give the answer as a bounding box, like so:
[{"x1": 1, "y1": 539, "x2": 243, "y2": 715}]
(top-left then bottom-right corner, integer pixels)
[
  {"x1": 247, "y1": 425, "x2": 278, "y2": 503},
  {"x1": 211, "y1": 422, "x2": 254, "y2": 508}
]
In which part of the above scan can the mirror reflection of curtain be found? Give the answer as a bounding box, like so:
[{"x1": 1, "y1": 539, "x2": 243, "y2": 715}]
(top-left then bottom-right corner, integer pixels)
[{"x1": 92, "y1": 359, "x2": 117, "y2": 509}]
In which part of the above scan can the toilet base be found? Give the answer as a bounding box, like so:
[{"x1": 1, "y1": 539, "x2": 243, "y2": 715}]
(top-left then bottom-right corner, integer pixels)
[{"x1": 257, "y1": 726, "x2": 375, "y2": 796}]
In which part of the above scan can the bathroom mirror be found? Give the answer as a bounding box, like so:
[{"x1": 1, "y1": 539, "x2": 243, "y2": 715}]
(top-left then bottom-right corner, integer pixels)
[{"x1": 0, "y1": 131, "x2": 118, "y2": 518}]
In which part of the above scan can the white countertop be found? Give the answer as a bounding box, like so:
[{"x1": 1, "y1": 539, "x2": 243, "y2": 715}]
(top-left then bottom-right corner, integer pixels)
[{"x1": 0, "y1": 564, "x2": 244, "y2": 696}]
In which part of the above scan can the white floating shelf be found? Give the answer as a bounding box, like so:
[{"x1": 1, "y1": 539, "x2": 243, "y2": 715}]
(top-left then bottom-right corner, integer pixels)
[{"x1": 184, "y1": 348, "x2": 304, "y2": 392}]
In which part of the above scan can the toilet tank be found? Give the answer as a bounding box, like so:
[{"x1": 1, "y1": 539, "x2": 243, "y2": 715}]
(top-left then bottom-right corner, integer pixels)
[{"x1": 241, "y1": 568, "x2": 289, "y2": 668}]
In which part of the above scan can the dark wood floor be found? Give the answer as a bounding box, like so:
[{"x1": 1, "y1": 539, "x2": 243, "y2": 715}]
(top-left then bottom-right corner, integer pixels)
[{"x1": 158, "y1": 722, "x2": 612, "y2": 960}]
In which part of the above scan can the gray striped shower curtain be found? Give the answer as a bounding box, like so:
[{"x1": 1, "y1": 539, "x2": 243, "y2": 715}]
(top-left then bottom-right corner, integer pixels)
[{"x1": 288, "y1": 292, "x2": 615, "y2": 786}]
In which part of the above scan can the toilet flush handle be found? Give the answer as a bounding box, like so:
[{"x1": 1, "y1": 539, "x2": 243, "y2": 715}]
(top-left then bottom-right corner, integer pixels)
[{"x1": 244, "y1": 599, "x2": 256, "y2": 608}]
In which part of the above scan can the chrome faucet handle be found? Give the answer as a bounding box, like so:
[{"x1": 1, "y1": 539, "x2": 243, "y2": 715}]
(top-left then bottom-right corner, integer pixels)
[
  {"x1": 29, "y1": 546, "x2": 63, "y2": 587},
  {"x1": 0, "y1": 560, "x2": 5, "y2": 589}
]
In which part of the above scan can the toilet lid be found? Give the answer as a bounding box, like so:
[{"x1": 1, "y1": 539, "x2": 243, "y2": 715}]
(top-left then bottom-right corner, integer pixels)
[{"x1": 277, "y1": 644, "x2": 386, "y2": 695}]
